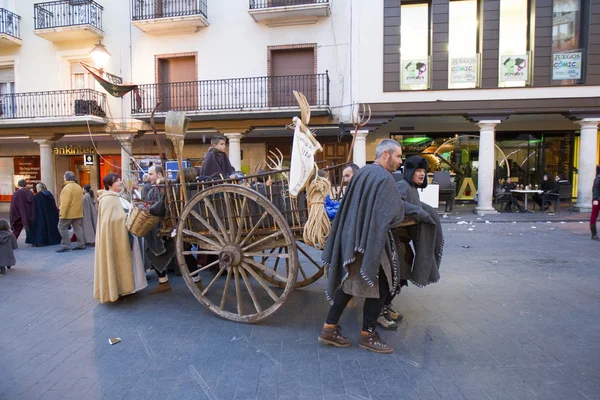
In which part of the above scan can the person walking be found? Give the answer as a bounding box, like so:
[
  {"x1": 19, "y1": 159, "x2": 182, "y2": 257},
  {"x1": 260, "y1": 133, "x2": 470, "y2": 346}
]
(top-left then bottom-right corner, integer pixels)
[
  {"x1": 0, "y1": 219, "x2": 18, "y2": 274},
  {"x1": 590, "y1": 166, "x2": 600, "y2": 240},
  {"x1": 94, "y1": 174, "x2": 137, "y2": 303},
  {"x1": 9, "y1": 179, "x2": 34, "y2": 239},
  {"x1": 81, "y1": 185, "x2": 97, "y2": 246},
  {"x1": 318, "y1": 139, "x2": 406, "y2": 354},
  {"x1": 25, "y1": 183, "x2": 61, "y2": 247},
  {"x1": 56, "y1": 171, "x2": 85, "y2": 253}
]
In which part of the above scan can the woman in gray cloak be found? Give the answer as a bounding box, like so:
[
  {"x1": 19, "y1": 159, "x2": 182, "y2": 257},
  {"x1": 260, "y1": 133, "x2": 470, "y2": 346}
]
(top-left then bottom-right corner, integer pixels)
[{"x1": 81, "y1": 185, "x2": 97, "y2": 246}]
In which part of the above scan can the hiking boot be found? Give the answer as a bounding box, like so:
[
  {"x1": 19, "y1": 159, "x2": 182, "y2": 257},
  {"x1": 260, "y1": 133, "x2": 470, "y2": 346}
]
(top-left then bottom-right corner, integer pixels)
[
  {"x1": 149, "y1": 281, "x2": 171, "y2": 295},
  {"x1": 383, "y1": 305, "x2": 403, "y2": 322},
  {"x1": 359, "y1": 330, "x2": 393, "y2": 354},
  {"x1": 591, "y1": 224, "x2": 600, "y2": 240},
  {"x1": 318, "y1": 324, "x2": 351, "y2": 348},
  {"x1": 377, "y1": 313, "x2": 398, "y2": 330}
]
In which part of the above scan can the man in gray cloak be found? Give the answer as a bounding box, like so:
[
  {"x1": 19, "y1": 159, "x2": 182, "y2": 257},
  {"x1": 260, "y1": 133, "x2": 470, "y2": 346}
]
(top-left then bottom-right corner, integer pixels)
[{"x1": 318, "y1": 139, "x2": 406, "y2": 354}]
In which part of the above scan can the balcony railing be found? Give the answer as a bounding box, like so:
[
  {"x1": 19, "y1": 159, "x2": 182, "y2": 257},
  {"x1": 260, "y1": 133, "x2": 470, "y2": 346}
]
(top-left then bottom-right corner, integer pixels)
[
  {"x1": 0, "y1": 8, "x2": 21, "y2": 39},
  {"x1": 131, "y1": 73, "x2": 330, "y2": 114},
  {"x1": 132, "y1": 0, "x2": 207, "y2": 21},
  {"x1": 0, "y1": 89, "x2": 107, "y2": 120},
  {"x1": 34, "y1": 0, "x2": 103, "y2": 31},
  {"x1": 249, "y1": 0, "x2": 329, "y2": 9}
]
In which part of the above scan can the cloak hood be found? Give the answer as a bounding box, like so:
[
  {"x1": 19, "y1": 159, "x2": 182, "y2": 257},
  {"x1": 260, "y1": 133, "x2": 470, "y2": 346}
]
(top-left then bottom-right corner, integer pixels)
[
  {"x1": 403, "y1": 156, "x2": 428, "y2": 189},
  {"x1": 0, "y1": 230, "x2": 13, "y2": 244},
  {"x1": 39, "y1": 190, "x2": 55, "y2": 201}
]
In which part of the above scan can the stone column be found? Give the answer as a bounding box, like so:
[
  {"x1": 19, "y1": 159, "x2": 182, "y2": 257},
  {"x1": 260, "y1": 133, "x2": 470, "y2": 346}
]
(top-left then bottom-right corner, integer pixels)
[
  {"x1": 112, "y1": 133, "x2": 135, "y2": 176},
  {"x1": 475, "y1": 120, "x2": 502, "y2": 214},
  {"x1": 34, "y1": 139, "x2": 57, "y2": 195},
  {"x1": 574, "y1": 118, "x2": 600, "y2": 212},
  {"x1": 225, "y1": 133, "x2": 242, "y2": 172},
  {"x1": 353, "y1": 130, "x2": 368, "y2": 167}
]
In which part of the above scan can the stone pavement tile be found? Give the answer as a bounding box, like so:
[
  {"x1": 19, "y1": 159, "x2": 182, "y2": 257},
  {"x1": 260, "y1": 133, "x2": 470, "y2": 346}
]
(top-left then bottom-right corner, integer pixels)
[{"x1": 38, "y1": 389, "x2": 68, "y2": 400}]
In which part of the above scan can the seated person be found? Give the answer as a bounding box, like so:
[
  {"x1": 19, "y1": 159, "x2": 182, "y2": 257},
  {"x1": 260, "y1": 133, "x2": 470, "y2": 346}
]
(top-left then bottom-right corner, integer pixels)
[
  {"x1": 500, "y1": 177, "x2": 525, "y2": 212},
  {"x1": 533, "y1": 173, "x2": 558, "y2": 211}
]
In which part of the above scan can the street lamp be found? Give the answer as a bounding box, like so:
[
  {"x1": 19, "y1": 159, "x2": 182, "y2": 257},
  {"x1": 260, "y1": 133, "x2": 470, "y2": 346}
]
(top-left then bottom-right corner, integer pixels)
[{"x1": 90, "y1": 41, "x2": 111, "y2": 71}]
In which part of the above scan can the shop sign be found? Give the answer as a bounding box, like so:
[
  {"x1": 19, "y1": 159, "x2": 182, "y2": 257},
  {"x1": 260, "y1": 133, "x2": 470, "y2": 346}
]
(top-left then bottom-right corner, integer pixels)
[
  {"x1": 552, "y1": 51, "x2": 582, "y2": 80},
  {"x1": 13, "y1": 156, "x2": 41, "y2": 187},
  {"x1": 401, "y1": 59, "x2": 429, "y2": 86},
  {"x1": 53, "y1": 145, "x2": 95, "y2": 155},
  {"x1": 84, "y1": 154, "x2": 95, "y2": 166},
  {"x1": 450, "y1": 57, "x2": 478, "y2": 84},
  {"x1": 500, "y1": 55, "x2": 529, "y2": 82}
]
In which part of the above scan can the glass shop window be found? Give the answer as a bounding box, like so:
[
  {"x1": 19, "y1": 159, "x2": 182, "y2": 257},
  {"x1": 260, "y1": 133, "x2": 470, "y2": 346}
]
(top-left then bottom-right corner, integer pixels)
[
  {"x1": 552, "y1": 0, "x2": 584, "y2": 83},
  {"x1": 448, "y1": 0, "x2": 479, "y2": 89},
  {"x1": 498, "y1": 0, "x2": 530, "y2": 87},
  {"x1": 400, "y1": 2, "x2": 430, "y2": 90}
]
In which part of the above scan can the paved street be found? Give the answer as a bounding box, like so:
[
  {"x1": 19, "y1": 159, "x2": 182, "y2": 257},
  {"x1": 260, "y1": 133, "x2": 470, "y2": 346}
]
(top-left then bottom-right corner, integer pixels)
[{"x1": 1, "y1": 221, "x2": 599, "y2": 400}]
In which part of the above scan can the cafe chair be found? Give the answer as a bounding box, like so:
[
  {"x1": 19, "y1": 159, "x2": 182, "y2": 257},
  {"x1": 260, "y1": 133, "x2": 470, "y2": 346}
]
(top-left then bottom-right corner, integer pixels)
[
  {"x1": 433, "y1": 171, "x2": 456, "y2": 212},
  {"x1": 494, "y1": 187, "x2": 513, "y2": 211},
  {"x1": 542, "y1": 184, "x2": 573, "y2": 214}
]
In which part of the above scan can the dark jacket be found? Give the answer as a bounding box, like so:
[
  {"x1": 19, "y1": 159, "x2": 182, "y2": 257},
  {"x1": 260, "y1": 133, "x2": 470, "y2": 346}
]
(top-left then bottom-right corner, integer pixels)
[
  {"x1": 26, "y1": 190, "x2": 62, "y2": 246},
  {"x1": 593, "y1": 167, "x2": 600, "y2": 201},
  {"x1": 199, "y1": 147, "x2": 235, "y2": 178},
  {"x1": 9, "y1": 188, "x2": 34, "y2": 229},
  {"x1": 541, "y1": 174, "x2": 557, "y2": 193},
  {"x1": 0, "y1": 230, "x2": 18, "y2": 266}
]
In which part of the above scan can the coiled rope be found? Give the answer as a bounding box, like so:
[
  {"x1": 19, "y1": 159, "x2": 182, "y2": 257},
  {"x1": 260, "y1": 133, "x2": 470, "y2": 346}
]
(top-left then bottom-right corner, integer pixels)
[{"x1": 303, "y1": 168, "x2": 332, "y2": 249}]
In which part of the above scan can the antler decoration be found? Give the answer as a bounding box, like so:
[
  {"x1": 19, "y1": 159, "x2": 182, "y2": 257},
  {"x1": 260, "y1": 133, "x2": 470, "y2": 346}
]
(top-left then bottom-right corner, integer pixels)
[
  {"x1": 267, "y1": 148, "x2": 288, "y2": 180},
  {"x1": 346, "y1": 103, "x2": 372, "y2": 163}
]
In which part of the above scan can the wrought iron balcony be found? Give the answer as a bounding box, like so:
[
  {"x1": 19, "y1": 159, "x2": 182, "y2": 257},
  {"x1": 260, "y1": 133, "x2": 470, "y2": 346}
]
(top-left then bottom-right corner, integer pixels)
[
  {"x1": 249, "y1": 0, "x2": 329, "y2": 9},
  {"x1": 0, "y1": 89, "x2": 107, "y2": 121},
  {"x1": 248, "y1": 0, "x2": 330, "y2": 26},
  {"x1": 0, "y1": 8, "x2": 21, "y2": 40},
  {"x1": 131, "y1": 73, "x2": 330, "y2": 116},
  {"x1": 34, "y1": 0, "x2": 104, "y2": 42},
  {"x1": 131, "y1": 0, "x2": 209, "y2": 34}
]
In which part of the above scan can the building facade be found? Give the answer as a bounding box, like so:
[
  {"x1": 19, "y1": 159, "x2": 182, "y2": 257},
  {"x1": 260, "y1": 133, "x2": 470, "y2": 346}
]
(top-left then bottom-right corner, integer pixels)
[{"x1": 0, "y1": 0, "x2": 599, "y2": 213}]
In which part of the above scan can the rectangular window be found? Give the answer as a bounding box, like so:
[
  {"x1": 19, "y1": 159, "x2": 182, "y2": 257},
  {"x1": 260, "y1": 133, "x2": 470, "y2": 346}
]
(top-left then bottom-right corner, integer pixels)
[
  {"x1": 448, "y1": 0, "x2": 479, "y2": 89},
  {"x1": 498, "y1": 0, "x2": 530, "y2": 87},
  {"x1": 0, "y1": 66, "x2": 15, "y2": 117},
  {"x1": 551, "y1": 0, "x2": 584, "y2": 83},
  {"x1": 400, "y1": 2, "x2": 430, "y2": 90}
]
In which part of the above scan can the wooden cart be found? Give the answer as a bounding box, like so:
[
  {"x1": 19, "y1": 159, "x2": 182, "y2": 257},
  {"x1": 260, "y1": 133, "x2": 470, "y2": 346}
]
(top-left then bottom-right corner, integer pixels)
[{"x1": 157, "y1": 163, "x2": 348, "y2": 324}]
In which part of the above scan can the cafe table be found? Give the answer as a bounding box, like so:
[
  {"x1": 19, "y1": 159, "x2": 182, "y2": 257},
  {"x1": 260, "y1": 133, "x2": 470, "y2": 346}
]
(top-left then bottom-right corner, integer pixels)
[{"x1": 510, "y1": 189, "x2": 543, "y2": 212}]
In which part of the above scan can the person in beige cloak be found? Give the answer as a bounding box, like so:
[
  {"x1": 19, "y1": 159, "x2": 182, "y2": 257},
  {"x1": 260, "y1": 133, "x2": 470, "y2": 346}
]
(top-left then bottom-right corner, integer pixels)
[
  {"x1": 81, "y1": 185, "x2": 97, "y2": 246},
  {"x1": 93, "y1": 174, "x2": 136, "y2": 304}
]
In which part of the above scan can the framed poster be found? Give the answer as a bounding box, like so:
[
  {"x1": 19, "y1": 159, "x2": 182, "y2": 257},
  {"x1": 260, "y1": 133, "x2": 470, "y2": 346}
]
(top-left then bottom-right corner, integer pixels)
[
  {"x1": 500, "y1": 55, "x2": 529, "y2": 82},
  {"x1": 552, "y1": 51, "x2": 583, "y2": 80},
  {"x1": 0, "y1": 157, "x2": 14, "y2": 202},
  {"x1": 401, "y1": 59, "x2": 429, "y2": 88},
  {"x1": 450, "y1": 56, "x2": 479, "y2": 85}
]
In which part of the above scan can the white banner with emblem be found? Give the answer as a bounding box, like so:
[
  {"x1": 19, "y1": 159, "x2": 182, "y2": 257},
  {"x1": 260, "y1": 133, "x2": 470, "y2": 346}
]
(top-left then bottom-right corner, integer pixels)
[{"x1": 289, "y1": 119, "x2": 318, "y2": 198}]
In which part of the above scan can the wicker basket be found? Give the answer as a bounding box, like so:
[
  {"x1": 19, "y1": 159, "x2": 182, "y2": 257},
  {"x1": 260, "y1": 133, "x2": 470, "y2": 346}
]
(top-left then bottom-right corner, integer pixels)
[{"x1": 127, "y1": 203, "x2": 161, "y2": 237}]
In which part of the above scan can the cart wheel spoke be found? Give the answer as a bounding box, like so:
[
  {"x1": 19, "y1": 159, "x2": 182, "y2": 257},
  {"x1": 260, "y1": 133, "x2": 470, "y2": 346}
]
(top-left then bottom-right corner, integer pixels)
[
  {"x1": 242, "y1": 231, "x2": 283, "y2": 252},
  {"x1": 190, "y1": 259, "x2": 221, "y2": 276},
  {"x1": 182, "y1": 250, "x2": 220, "y2": 256},
  {"x1": 220, "y1": 266, "x2": 233, "y2": 310},
  {"x1": 235, "y1": 196, "x2": 248, "y2": 243},
  {"x1": 240, "y1": 262, "x2": 279, "y2": 301},
  {"x1": 224, "y1": 192, "x2": 237, "y2": 242},
  {"x1": 202, "y1": 266, "x2": 227, "y2": 296},
  {"x1": 205, "y1": 197, "x2": 230, "y2": 243},
  {"x1": 239, "y1": 211, "x2": 269, "y2": 247},
  {"x1": 239, "y1": 267, "x2": 262, "y2": 313},
  {"x1": 244, "y1": 257, "x2": 288, "y2": 283},
  {"x1": 298, "y1": 259, "x2": 308, "y2": 280},
  {"x1": 190, "y1": 210, "x2": 227, "y2": 246},
  {"x1": 234, "y1": 266, "x2": 242, "y2": 316},
  {"x1": 182, "y1": 229, "x2": 221, "y2": 251},
  {"x1": 244, "y1": 251, "x2": 289, "y2": 259}
]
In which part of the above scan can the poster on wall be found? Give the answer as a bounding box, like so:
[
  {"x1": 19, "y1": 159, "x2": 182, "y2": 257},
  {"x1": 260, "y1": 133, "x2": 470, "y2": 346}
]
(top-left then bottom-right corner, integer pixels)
[
  {"x1": 450, "y1": 57, "x2": 479, "y2": 84},
  {"x1": 500, "y1": 55, "x2": 529, "y2": 82},
  {"x1": 13, "y1": 156, "x2": 41, "y2": 189},
  {"x1": 401, "y1": 59, "x2": 429, "y2": 87},
  {"x1": 0, "y1": 157, "x2": 14, "y2": 202},
  {"x1": 552, "y1": 51, "x2": 583, "y2": 80}
]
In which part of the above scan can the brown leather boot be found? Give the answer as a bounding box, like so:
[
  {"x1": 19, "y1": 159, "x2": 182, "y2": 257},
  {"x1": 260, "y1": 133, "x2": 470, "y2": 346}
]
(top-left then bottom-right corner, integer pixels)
[
  {"x1": 149, "y1": 281, "x2": 171, "y2": 295},
  {"x1": 359, "y1": 330, "x2": 393, "y2": 354},
  {"x1": 318, "y1": 324, "x2": 351, "y2": 347}
]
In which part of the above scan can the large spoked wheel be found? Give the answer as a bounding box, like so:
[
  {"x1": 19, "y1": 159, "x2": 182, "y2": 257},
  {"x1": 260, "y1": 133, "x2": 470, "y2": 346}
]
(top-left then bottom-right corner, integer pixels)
[
  {"x1": 175, "y1": 184, "x2": 298, "y2": 323},
  {"x1": 257, "y1": 242, "x2": 324, "y2": 289}
]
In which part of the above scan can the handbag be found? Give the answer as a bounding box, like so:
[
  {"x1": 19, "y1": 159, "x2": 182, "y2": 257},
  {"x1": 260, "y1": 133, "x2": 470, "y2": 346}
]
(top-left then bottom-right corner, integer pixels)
[{"x1": 149, "y1": 194, "x2": 167, "y2": 217}]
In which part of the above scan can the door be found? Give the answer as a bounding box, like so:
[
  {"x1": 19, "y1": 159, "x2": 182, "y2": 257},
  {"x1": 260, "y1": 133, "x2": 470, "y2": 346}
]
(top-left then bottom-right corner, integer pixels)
[
  {"x1": 0, "y1": 66, "x2": 15, "y2": 118},
  {"x1": 157, "y1": 56, "x2": 197, "y2": 111},
  {"x1": 270, "y1": 48, "x2": 315, "y2": 107},
  {"x1": 319, "y1": 142, "x2": 349, "y2": 167}
]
